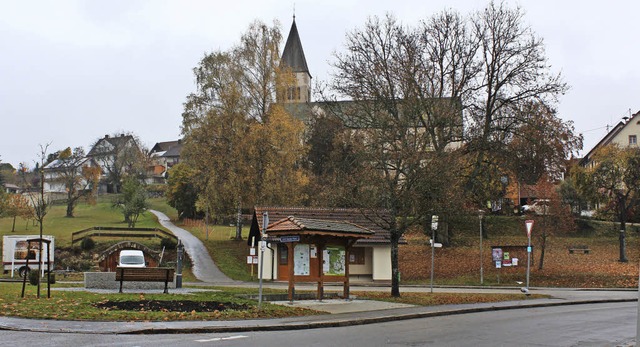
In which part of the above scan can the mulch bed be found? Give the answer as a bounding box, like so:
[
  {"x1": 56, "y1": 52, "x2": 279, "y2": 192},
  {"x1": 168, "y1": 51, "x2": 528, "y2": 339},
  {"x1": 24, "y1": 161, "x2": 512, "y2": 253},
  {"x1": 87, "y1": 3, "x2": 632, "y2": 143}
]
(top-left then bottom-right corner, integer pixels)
[{"x1": 95, "y1": 300, "x2": 250, "y2": 312}]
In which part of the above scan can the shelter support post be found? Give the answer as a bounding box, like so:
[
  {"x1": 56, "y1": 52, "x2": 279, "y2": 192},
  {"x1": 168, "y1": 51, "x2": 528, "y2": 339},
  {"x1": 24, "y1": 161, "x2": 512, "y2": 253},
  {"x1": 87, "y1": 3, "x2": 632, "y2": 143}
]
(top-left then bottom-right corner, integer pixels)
[
  {"x1": 287, "y1": 243, "x2": 295, "y2": 302},
  {"x1": 316, "y1": 242, "x2": 325, "y2": 301}
]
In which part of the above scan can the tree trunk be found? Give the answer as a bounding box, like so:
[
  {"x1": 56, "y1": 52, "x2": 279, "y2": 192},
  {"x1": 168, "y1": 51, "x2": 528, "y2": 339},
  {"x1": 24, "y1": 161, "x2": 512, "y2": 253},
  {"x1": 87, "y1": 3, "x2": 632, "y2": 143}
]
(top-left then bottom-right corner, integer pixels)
[
  {"x1": 390, "y1": 235, "x2": 400, "y2": 297},
  {"x1": 235, "y1": 200, "x2": 243, "y2": 241},
  {"x1": 66, "y1": 202, "x2": 74, "y2": 218},
  {"x1": 538, "y1": 213, "x2": 547, "y2": 270},
  {"x1": 619, "y1": 201, "x2": 628, "y2": 262},
  {"x1": 12, "y1": 216, "x2": 16, "y2": 232}
]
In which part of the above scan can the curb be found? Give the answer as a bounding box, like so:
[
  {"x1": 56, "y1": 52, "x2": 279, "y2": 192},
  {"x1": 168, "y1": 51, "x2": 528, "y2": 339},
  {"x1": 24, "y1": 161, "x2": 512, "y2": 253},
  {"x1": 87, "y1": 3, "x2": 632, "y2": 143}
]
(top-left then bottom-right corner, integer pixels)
[{"x1": 1, "y1": 298, "x2": 635, "y2": 335}]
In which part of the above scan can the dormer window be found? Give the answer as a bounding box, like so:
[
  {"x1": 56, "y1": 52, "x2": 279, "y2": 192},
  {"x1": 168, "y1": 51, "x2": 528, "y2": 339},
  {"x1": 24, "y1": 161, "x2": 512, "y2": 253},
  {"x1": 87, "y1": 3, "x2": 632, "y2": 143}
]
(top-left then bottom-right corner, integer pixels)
[{"x1": 629, "y1": 135, "x2": 637, "y2": 146}]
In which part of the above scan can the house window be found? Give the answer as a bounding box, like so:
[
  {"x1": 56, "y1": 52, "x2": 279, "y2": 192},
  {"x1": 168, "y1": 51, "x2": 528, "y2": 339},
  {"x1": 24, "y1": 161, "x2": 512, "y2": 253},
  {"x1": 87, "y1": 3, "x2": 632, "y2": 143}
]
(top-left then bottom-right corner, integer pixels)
[
  {"x1": 630, "y1": 135, "x2": 637, "y2": 146},
  {"x1": 278, "y1": 243, "x2": 288, "y2": 265},
  {"x1": 349, "y1": 247, "x2": 365, "y2": 265}
]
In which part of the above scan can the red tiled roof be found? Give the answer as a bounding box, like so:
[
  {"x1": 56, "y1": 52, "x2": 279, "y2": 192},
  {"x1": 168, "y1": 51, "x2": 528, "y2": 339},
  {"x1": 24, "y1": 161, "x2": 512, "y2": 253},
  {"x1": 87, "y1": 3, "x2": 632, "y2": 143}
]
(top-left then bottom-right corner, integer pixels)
[{"x1": 252, "y1": 206, "x2": 401, "y2": 245}]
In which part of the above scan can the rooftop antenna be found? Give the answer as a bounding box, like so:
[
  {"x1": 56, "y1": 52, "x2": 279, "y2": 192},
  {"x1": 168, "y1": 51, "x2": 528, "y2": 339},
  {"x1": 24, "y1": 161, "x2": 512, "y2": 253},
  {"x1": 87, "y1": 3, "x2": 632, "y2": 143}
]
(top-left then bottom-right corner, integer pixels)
[{"x1": 293, "y1": 3, "x2": 296, "y2": 21}]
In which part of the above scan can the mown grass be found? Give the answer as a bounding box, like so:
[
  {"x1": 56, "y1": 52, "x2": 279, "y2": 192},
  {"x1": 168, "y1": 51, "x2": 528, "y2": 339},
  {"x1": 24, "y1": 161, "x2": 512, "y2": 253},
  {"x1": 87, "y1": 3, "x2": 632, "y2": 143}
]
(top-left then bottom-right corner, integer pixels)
[
  {"x1": 0, "y1": 282, "x2": 545, "y2": 321},
  {"x1": 0, "y1": 283, "x2": 319, "y2": 321}
]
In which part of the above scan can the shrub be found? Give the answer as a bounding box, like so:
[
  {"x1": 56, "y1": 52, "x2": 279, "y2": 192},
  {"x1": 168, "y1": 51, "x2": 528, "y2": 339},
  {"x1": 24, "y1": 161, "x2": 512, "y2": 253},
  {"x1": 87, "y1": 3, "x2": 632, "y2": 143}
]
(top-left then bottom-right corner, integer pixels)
[
  {"x1": 160, "y1": 237, "x2": 177, "y2": 250},
  {"x1": 80, "y1": 237, "x2": 95, "y2": 251},
  {"x1": 29, "y1": 271, "x2": 56, "y2": 285}
]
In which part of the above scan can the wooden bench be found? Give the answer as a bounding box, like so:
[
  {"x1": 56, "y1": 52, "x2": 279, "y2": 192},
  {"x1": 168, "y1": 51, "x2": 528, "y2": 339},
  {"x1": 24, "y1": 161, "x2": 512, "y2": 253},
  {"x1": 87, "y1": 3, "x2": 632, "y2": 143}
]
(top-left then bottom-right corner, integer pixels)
[
  {"x1": 115, "y1": 267, "x2": 175, "y2": 293},
  {"x1": 568, "y1": 245, "x2": 590, "y2": 254}
]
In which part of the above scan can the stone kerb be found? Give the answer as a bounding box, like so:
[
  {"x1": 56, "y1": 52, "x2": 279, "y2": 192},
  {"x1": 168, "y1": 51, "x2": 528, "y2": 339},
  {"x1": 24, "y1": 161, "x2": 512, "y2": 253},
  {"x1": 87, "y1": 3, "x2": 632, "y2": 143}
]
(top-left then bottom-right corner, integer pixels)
[{"x1": 84, "y1": 272, "x2": 177, "y2": 290}]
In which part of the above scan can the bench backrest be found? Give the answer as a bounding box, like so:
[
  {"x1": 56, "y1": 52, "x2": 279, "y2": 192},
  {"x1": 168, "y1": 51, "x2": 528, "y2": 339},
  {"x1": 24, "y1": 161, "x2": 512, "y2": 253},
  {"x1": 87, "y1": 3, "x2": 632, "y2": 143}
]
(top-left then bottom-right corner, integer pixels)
[{"x1": 115, "y1": 267, "x2": 175, "y2": 282}]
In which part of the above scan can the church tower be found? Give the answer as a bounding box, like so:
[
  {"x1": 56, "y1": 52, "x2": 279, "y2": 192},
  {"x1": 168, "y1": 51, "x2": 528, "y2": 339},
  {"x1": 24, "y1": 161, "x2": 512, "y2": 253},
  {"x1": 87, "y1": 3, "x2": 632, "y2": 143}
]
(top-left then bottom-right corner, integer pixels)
[{"x1": 281, "y1": 17, "x2": 311, "y2": 104}]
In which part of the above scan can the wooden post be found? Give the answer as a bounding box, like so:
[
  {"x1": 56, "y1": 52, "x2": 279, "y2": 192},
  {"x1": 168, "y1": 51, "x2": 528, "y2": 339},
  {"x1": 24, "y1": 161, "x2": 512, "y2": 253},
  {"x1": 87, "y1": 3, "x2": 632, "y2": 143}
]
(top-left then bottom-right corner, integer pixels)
[
  {"x1": 317, "y1": 242, "x2": 324, "y2": 301},
  {"x1": 288, "y1": 243, "x2": 295, "y2": 302},
  {"x1": 119, "y1": 268, "x2": 125, "y2": 293},
  {"x1": 46, "y1": 242, "x2": 51, "y2": 298},
  {"x1": 344, "y1": 241, "x2": 350, "y2": 299},
  {"x1": 21, "y1": 253, "x2": 30, "y2": 298}
]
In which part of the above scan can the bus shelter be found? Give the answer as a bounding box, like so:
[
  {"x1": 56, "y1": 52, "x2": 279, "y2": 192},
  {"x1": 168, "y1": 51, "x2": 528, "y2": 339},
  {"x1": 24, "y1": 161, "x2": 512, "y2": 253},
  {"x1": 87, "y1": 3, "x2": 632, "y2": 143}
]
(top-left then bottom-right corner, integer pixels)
[{"x1": 264, "y1": 216, "x2": 374, "y2": 301}]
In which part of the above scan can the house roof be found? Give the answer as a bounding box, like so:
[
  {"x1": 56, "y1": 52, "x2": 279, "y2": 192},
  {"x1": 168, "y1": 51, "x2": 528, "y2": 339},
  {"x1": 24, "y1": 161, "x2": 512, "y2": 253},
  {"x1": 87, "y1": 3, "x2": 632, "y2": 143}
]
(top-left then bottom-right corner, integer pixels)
[
  {"x1": 150, "y1": 140, "x2": 181, "y2": 154},
  {"x1": 579, "y1": 110, "x2": 640, "y2": 166},
  {"x1": 87, "y1": 134, "x2": 136, "y2": 157},
  {"x1": 268, "y1": 216, "x2": 374, "y2": 238},
  {"x1": 162, "y1": 142, "x2": 183, "y2": 158},
  {"x1": 250, "y1": 206, "x2": 400, "y2": 245},
  {"x1": 281, "y1": 18, "x2": 310, "y2": 76}
]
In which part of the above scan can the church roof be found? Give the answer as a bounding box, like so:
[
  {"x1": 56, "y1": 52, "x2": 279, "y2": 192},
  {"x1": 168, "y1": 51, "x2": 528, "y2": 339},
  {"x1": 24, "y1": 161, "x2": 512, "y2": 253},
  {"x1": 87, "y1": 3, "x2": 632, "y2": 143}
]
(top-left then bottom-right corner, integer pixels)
[{"x1": 281, "y1": 18, "x2": 310, "y2": 76}]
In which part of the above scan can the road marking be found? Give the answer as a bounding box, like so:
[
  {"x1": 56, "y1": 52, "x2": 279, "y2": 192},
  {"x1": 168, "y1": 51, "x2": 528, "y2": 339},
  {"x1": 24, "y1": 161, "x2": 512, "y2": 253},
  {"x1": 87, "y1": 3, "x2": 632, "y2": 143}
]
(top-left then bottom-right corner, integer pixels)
[{"x1": 195, "y1": 335, "x2": 248, "y2": 343}]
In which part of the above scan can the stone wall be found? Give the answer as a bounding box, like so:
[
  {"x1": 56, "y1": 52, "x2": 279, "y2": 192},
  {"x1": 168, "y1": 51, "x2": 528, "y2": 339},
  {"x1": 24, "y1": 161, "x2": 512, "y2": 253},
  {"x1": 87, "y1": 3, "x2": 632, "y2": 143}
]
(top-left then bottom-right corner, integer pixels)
[{"x1": 84, "y1": 272, "x2": 176, "y2": 290}]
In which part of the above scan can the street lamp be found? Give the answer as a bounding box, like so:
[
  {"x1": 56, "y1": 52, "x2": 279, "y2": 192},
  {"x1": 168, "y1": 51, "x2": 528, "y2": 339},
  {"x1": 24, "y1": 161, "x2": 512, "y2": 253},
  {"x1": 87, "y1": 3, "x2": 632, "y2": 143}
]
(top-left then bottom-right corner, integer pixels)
[{"x1": 478, "y1": 210, "x2": 485, "y2": 285}]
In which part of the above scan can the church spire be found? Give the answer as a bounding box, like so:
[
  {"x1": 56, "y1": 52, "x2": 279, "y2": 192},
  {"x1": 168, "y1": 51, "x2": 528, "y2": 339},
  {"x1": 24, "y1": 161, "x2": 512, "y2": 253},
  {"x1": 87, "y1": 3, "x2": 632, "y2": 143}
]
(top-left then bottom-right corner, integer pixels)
[{"x1": 281, "y1": 16, "x2": 310, "y2": 76}]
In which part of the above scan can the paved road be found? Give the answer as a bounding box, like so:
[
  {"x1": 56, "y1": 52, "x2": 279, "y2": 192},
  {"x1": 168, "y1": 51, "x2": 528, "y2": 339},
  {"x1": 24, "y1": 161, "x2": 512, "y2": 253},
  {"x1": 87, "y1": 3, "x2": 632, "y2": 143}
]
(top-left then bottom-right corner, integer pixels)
[
  {"x1": 150, "y1": 210, "x2": 236, "y2": 284},
  {"x1": 0, "y1": 302, "x2": 636, "y2": 346}
]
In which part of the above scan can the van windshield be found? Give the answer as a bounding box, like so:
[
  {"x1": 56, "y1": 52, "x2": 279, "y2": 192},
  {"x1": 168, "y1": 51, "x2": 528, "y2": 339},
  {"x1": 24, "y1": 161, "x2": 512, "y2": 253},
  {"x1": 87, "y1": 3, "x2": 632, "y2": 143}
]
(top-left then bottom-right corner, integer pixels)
[{"x1": 120, "y1": 256, "x2": 144, "y2": 265}]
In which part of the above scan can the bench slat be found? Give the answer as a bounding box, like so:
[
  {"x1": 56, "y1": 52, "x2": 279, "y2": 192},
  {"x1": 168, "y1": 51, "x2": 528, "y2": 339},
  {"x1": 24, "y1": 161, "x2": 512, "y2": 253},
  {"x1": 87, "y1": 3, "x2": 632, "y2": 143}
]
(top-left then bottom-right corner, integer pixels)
[{"x1": 115, "y1": 267, "x2": 175, "y2": 293}]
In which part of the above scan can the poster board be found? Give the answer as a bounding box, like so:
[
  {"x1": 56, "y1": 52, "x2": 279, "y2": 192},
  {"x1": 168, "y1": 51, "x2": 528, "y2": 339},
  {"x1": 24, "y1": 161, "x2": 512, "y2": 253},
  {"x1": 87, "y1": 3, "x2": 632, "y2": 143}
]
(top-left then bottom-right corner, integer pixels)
[
  {"x1": 323, "y1": 246, "x2": 345, "y2": 276},
  {"x1": 294, "y1": 244, "x2": 310, "y2": 276}
]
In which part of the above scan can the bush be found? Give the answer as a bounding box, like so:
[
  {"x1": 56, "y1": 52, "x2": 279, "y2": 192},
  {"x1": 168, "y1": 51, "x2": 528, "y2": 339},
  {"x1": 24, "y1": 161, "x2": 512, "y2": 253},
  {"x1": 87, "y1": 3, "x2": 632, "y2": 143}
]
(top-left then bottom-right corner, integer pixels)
[
  {"x1": 29, "y1": 271, "x2": 56, "y2": 285},
  {"x1": 80, "y1": 237, "x2": 95, "y2": 251},
  {"x1": 160, "y1": 237, "x2": 177, "y2": 250}
]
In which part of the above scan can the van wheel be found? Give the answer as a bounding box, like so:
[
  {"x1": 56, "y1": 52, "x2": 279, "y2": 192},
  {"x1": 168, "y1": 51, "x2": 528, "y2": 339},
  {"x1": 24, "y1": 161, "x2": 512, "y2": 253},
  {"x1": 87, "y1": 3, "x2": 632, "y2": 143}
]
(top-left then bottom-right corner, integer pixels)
[{"x1": 18, "y1": 266, "x2": 30, "y2": 278}]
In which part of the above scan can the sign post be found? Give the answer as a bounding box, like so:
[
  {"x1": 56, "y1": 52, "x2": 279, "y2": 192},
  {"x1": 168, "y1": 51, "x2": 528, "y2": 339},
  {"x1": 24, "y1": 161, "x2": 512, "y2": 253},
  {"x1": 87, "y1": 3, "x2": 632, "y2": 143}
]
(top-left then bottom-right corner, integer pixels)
[
  {"x1": 525, "y1": 220, "x2": 534, "y2": 291},
  {"x1": 430, "y1": 215, "x2": 438, "y2": 294},
  {"x1": 258, "y1": 212, "x2": 269, "y2": 309}
]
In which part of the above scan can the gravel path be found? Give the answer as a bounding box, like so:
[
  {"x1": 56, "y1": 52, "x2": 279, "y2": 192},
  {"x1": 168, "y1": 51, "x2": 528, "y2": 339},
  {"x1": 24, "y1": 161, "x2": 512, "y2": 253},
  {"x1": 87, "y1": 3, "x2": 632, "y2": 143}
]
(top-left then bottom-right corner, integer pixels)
[{"x1": 150, "y1": 210, "x2": 237, "y2": 284}]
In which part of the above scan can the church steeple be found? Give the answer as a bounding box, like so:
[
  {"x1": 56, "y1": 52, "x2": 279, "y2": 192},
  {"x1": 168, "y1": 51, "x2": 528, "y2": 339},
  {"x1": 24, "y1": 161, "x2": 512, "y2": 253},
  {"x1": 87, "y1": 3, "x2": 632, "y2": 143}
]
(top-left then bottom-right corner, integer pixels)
[{"x1": 281, "y1": 17, "x2": 311, "y2": 103}]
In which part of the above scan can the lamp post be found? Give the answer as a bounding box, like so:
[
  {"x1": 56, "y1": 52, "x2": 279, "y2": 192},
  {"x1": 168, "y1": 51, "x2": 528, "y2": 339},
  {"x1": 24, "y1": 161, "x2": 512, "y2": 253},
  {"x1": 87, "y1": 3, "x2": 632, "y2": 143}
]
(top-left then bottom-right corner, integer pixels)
[
  {"x1": 430, "y1": 215, "x2": 438, "y2": 294},
  {"x1": 478, "y1": 210, "x2": 485, "y2": 285}
]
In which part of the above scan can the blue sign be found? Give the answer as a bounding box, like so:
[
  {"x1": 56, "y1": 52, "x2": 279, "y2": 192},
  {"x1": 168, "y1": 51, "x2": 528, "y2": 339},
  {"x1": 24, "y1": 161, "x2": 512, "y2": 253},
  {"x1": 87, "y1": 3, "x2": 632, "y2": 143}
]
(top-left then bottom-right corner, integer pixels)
[
  {"x1": 280, "y1": 235, "x2": 300, "y2": 243},
  {"x1": 527, "y1": 246, "x2": 532, "y2": 253}
]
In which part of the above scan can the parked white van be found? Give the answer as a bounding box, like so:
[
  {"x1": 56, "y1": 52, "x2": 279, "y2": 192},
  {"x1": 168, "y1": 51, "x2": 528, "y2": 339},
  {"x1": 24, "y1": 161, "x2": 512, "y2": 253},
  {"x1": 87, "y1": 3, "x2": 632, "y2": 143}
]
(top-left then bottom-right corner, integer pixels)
[{"x1": 118, "y1": 250, "x2": 146, "y2": 268}]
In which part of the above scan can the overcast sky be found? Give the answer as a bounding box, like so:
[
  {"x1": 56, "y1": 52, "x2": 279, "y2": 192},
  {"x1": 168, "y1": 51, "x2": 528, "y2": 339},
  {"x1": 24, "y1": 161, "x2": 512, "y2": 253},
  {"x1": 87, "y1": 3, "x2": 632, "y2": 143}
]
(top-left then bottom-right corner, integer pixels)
[{"x1": 1, "y1": 0, "x2": 639, "y2": 168}]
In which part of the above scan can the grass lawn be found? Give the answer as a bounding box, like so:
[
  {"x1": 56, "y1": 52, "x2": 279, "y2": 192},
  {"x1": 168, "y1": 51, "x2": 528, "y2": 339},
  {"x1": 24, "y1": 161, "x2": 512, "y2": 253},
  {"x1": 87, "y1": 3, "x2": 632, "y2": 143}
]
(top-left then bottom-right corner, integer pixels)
[
  {"x1": 0, "y1": 282, "x2": 543, "y2": 321},
  {"x1": 1, "y1": 283, "x2": 319, "y2": 321}
]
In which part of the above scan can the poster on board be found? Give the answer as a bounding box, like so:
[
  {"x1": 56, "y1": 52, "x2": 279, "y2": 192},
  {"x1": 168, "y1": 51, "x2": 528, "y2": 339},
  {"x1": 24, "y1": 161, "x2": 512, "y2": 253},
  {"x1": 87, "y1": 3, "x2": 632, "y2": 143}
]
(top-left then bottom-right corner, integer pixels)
[
  {"x1": 323, "y1": 246, "x2": 345, "y2": 276},
  {"x1": 294, "y1": 244, "x2": 310, "y2": 276}
]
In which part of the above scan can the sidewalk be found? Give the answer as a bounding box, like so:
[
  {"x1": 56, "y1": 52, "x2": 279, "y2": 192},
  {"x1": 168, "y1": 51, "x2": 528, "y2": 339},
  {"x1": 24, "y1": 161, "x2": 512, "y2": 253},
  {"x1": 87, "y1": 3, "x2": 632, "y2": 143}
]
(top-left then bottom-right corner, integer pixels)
[{"x1": 0, "y1": 285, "x2": 636, "y2": 335}]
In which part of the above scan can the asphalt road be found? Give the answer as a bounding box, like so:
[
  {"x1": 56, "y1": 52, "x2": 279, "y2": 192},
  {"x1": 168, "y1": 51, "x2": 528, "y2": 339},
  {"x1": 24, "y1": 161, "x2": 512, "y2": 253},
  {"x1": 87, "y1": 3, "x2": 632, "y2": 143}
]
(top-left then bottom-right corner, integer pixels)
[{"x1": 1, "y1": 302, "x2": 635, "y2": 346}]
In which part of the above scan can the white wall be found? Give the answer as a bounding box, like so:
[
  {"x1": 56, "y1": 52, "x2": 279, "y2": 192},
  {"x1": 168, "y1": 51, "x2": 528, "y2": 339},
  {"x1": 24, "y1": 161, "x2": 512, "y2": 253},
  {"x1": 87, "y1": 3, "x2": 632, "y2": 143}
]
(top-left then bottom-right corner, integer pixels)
[{"x1": 372, "y1": 246, "x2": 392, "y2": 281}]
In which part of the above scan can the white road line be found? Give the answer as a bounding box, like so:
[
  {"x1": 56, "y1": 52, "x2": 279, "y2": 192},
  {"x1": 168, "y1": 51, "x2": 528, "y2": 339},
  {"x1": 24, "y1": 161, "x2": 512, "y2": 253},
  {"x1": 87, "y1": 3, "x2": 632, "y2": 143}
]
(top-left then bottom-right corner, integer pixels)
[{"x1": 195, "y1": 335, "x2": 248, "y2": 343}]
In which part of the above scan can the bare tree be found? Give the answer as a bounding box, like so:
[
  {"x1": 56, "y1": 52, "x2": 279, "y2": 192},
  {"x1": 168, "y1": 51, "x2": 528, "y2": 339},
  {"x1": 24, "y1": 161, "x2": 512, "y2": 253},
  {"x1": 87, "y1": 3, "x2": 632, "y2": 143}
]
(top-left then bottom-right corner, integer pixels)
[
  {"x1": 20, "y1": 144, "x2": 51, "y2": 298},
  {"x1": 329, "y1": 15, "x2": 466, "y2": 297},
  {"x1": 465, "y1": 2, "x2": 570, "y2": 203}
]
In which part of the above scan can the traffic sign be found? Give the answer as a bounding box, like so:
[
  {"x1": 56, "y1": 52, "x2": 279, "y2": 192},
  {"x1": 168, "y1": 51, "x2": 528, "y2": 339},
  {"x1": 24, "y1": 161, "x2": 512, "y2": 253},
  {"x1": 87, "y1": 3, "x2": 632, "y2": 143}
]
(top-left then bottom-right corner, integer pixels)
[
  {"x1": 429, "y1": 239, "x2": 442, "y2": 248},
  {"x1": 525, "y1": 220, "x2": 534, "y2": 237},
  {"x1": 431, "y1": 215, "x2": 439, "y2": 231},
  {"x1": 280, "y1": 235, "x2": 300, "y2": 243}
]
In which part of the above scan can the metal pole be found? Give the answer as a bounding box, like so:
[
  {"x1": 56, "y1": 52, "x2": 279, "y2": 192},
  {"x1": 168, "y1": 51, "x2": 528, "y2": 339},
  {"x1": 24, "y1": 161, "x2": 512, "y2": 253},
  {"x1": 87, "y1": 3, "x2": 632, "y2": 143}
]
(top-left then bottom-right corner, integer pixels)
[
  {"x1": 430, "y1": 215, "x2": 438, "y2": 294},
  {"x1": 430, "y1": 226, "x2": 435, "y2": 294},
  {"x1": 176, "y1": 241, "x2": 183, "y2": 288},
  {"x1": 479, "y1": 211, "x2": 484, "y2": 285},
  {"x1": 258, "y1": 212, "x2": 268, "y2": 310},
  {"x1": 526, "y1": 234, "x2": 531, "y2": 291},
  {"x1": 636, "y1": 258, "x2": 640, "y2": 344}
]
